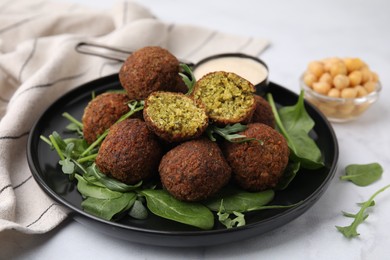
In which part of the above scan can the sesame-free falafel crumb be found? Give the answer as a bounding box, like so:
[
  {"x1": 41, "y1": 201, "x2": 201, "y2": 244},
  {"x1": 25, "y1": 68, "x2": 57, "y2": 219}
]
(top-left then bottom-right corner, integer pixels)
[
  {"x1": 194, "y1": 72, "x2": 255, "y2": 120},
  {"x1": 146, "y1": 92, "x2": 208, "y2": 135}
]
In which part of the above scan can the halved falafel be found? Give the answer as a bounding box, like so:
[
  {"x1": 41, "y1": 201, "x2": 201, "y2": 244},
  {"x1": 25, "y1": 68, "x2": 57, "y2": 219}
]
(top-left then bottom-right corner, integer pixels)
[
  {"x1": 143, "y1": 91, "x2": 208, "y2": 143},
  {"x1": 82, "y1": 92, "x2": 130, "y2": 144},
  {"x1": 95, "y1": 118, "x2": 163, "y2": 185},
  {"x1": 119, "y1": 46, "x2": 180, "y2": 100},
  {"x1": 192, "y1": 71, "x2": 256, "y2": 125},
  {"x1": 222, "y1": 123, "x2": 289, "y2": 191},
  {"x1": 251, "y1": 94, "x2": 275, "y2": 128},
  {"x1": 159, "y1": 138, "x2": 232, "y2": 202}
]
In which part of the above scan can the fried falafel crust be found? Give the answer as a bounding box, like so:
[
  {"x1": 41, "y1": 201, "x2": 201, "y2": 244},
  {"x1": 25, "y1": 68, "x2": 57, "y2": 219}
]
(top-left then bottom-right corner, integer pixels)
[
  {"x1": 96, "y1": 118, "x2": 163, "y2": 185},
  {"x1": 143, "y1": 91, "x2": 209, "y2": 143},
  {"x1": 119, "y1": 46, "x2": 179, "y2": 100},
  {"x1": 251, "y1": 94, "x2": 275, "y2": 128},
  {"x1": 82, "y1": 92, "x2": 130, "y2": 144},
  {"x1": 222, "y1": 123, "x2": 289, "y2": 191},
  {"x1": 159, "y1": 138, "x2": 232, "y2": 202},
  {"x1": 193, "y1": 71, "x2": 256, "y2": 126}
]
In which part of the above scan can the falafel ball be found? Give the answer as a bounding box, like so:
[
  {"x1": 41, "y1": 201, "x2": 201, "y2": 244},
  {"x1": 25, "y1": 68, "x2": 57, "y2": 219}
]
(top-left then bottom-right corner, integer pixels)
[
  {"x1": 192, "y1": 71, "x2": 256, "y2": 125},
  {"x1": 95, "y1": 118, "x2": 163, "y2": 184},
  {"x1": 143, "y1": 91, "x2": 208, "y2": 143},
  {"x1": 119, "y1": 46, "x2": 179, "y2": 100},
  {"x1": 82, "y1": 92, "x2": 130, "y2": 144},
  {"x1": 159, "y1": 138, "x2": 232, "y2": 202},
  {"x1": 222, "y1": 123, "x2": 289, "y2": 191},
  {"x1": 251, "y1": 94, "x2": 275, "y2": 128}
]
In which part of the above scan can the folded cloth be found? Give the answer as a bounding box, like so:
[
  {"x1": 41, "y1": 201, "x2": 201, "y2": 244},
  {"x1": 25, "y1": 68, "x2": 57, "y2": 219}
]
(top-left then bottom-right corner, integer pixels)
[{"x1": 0, "y1": 0, "x2": 269, "y2": 234}]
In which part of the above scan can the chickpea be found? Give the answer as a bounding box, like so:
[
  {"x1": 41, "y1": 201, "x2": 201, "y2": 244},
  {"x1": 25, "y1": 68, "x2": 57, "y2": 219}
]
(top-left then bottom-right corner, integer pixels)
[
  {"x1": 344, "y1": 58, "x2": 364, "y2": 73},
  {"x1": 341, "y1": 87, "x2": 358, "y2": 98},
  {"x1": 360, "y1": 67, "x2": 371, "y2": 83},
  {"x1": 323, "y1": 58, "x2": 341, "y2": 72},
  {"x1": 318, "y1": 103, "x2": 337, "y2": 116},
  {"x1": 319, "y1": 73, "x2": 333, "y2": 85},
  {"x1": 371, "y1": 72, "x2": 379, "y2": 82},
  {"x1": 364, "y1": 81, "x2": 377, "y2": 93},
  {"x1": 348, "y1": 70, "x2": 362, "y2": 86},
  {"x1": 330, "y1": 62, "x2": 347, "y2": 77},
  {"x1": 333, "y1": 74, "x2": 350, "y2": 90},
  {"x1": 308, "y1": 61, "x2": 324, "y2": 77},
  {"x1": 303, "y1": 73, "x2": 317, "y2": 87},
  {"x1": 354, "y1": 103, "x2": 370, "y2": 115},
  {"x1": 338, "y1": 104, "x2": 355, "y2": 116},
  {"x1": 355, "y1": 85, "x2": 368, "y2": 97},
  {"x1": 313, "y1": 82, "x2": 331, "y2": 95},
  {"x1": 328, "y1": 88, "x2": 340, "y2": 98}
]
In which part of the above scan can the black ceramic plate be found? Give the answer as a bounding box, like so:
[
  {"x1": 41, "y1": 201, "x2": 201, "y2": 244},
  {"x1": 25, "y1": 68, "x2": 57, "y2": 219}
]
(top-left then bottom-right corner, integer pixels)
[{"x1": 27, "y1": 74, "x2": 338, "y2": 247}]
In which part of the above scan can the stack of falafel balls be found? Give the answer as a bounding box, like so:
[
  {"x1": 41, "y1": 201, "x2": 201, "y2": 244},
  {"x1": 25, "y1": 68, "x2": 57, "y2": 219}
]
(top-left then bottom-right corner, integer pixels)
[{"x1": 82, "y1": 46, "x2": 289, "y2": 203}]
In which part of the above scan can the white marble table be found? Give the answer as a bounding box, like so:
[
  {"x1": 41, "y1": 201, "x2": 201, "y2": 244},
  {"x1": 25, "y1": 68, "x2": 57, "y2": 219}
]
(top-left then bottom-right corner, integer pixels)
[{"x1": 2, "y1": 0, "x2": 390, "y2": 259}]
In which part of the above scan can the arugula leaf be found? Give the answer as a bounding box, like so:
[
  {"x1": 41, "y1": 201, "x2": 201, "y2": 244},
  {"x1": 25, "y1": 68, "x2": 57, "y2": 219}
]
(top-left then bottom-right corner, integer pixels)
[
  {"x1": 340, "y1": 163, "x2": 383, "y2": 186},
  {"x1": 206, "y1": 123, "x2": 262, "y2": 143},
  {"x1": 336, "y1": 184, "x2": 390, "y2": 238},
  {"x1": 217, "y1": 200, "x2": 246, "y2": 228},
  {"x1": 140, "y1": 189, "x2": 214, "y2": 230},
  {"x1": 81, "y1": 100, "x2": 144, "y2": 157},
  {"x1": 62, "y1": 112, "x2": 83, "y2": 131},
  {"x1": 267, "y1": 91, "x2": 324, "y2": 169},
  {"x1": 179, "y1": 63, "x2": 196, "y2": 95}
]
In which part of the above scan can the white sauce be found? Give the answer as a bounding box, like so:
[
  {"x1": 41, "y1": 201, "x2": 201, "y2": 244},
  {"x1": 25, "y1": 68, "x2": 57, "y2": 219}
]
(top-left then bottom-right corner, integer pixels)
[{"x1": 193, "y1": 56, "x2": 268, "y2": 85}]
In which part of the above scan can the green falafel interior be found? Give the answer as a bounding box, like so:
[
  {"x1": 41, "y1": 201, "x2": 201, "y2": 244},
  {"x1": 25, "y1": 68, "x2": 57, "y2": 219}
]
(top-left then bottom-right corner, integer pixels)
[
  {"x1": 193, "y1": 71, "x2": 255, "y2": 123},
  {"x1": 145, "y1": 91, "x2": 208, "y2": 137}
]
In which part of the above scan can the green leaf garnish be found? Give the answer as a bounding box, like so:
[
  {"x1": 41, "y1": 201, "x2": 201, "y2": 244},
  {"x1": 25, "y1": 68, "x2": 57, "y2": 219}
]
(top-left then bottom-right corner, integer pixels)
[
  {"x1": 203, "y1": 186, "x2": 274, "y2": 213},
  {"x1": 340, "y1": 163, "x2": 383, "y2": 186},
  {"x1": 179, "y1": 63, "x2": 196, "y2": 95},
  {"x1": 206, "y1": 123, "x2": 262, "y2": 144},
  {"x1": 267, "y1": 91, "x2": 324, "y2": 169},
  {"x1": 81, "y1": 100, "x2": 144, "y2": 157},
  {"x1": 336, "y1": 184, "x2": 390, "y2": 238},
  {"x1": 217, "y1": 200, "x2": 246, "y2": 229},
  {"x1": 140, "y1": 189, "x2": 214, "y2": 230}
]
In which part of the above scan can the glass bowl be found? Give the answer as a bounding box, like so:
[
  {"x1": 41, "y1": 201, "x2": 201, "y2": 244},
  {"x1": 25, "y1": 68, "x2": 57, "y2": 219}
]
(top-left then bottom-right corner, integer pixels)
[{"x1": 300, "y1": 77, "x2": 381, "y2": 123}]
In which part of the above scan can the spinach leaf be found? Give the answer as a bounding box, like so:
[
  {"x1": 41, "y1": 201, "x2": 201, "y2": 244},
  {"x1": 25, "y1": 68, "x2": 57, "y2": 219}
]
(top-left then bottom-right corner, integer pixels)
[
  {"x1": 81, "y1": 192, "x2": 136, "y2": 221},
  {"x1": 203, "y1": 187, "x2": 275, "y2": 213},
  {"x1": 336, "y1": 184, "x2": 390, "y2": 238},
  {"x1": 340, "y1": 163, "x2": 383, "y2": 186},
  {"x1": 140, "y1": 189, "x2": 214, "y2": 230},
  {"x1": 85, "y1": 164, "x2": 142, "y2": 192},
  {"x1": 267, "y1": 91, "x2": 324, "y2": 169},
  {"x1": 75, "y1": 174, "x2": 123, "y2": 199}
]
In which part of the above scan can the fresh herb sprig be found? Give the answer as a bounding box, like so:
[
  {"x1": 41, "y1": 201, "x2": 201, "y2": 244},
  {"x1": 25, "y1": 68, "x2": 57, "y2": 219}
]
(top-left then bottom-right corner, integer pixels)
[
  {"x1": 206, "y1": 123, "x2": 263, "y2": 144},
  {"x1": 80, "y1": 100, "x2": 144, "y2": 156},
  {"x1": 179, "y1": 63, "x2": 196, "y2": 95},
  {"x1": 336, "y1": 184, "x2": 390, "y2": 238}
]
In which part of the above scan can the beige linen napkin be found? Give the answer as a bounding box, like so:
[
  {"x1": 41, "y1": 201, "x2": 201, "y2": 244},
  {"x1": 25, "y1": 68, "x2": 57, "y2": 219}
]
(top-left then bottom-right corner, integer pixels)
[{"x1": 0, "y1": 0, "x2": 269, "y2": 234}]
